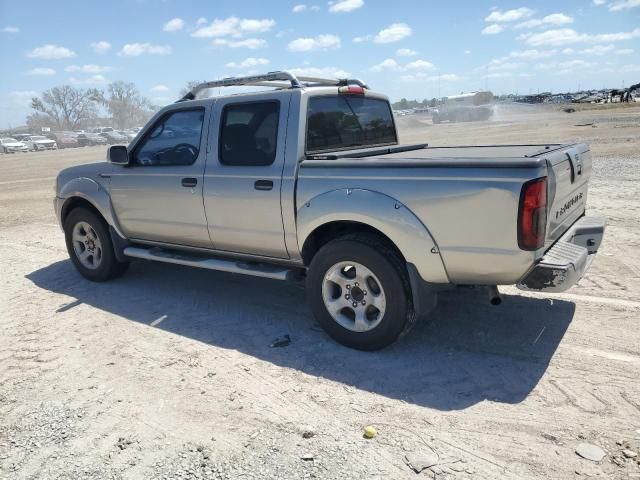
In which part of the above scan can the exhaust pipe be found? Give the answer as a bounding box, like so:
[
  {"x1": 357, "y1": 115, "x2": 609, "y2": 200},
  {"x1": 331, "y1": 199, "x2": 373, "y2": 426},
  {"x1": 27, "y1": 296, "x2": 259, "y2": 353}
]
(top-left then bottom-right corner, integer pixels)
[{"x1": 488, "y1": 285, "x2": 502, "y2": 306}]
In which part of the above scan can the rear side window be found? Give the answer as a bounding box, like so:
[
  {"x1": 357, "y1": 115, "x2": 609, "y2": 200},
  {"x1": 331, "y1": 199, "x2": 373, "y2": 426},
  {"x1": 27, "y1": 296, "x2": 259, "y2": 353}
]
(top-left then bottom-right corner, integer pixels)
[
  {"x1": 134, "y1": 109, "x2": 204, "y2": 166},
  {"x1": 306, "y1": 96, "x2": 397, "y2": 153},
  {"x1": 220, "y1": 101, "x2": 279, "y2": 166}
]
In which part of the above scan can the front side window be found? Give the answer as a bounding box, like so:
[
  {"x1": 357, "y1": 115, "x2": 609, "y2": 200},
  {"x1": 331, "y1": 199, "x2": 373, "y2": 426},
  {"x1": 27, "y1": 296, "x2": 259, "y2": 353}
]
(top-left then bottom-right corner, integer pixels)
[
  {"x1": 306, "y1": 96, "x2": 397, "y2": 153},
  {"x1": 219, "y1": 101, "x2": 279, "y2": 166},
  {"x1": 134, "y1": 109, "x2": 205, "y2": 166}
]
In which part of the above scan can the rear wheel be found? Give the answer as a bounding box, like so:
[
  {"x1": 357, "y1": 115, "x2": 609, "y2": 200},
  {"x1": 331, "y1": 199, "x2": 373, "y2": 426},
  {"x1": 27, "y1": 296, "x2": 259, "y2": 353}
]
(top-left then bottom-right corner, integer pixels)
[
  {"x1": 64, "y1": 208, "x2": 129, "y2": 282},
  {"x1": 307, "y1": 235, "x2": 413, "y2": 350}
]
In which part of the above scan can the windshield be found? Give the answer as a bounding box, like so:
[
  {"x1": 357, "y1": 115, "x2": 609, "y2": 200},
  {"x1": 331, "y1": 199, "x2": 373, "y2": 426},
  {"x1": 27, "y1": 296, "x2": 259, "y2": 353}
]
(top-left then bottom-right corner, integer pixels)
[
  {"x1": 2, "y1": 137, "x2": 18, "y2": 142},
  {"x1": 306, "y1": 95, "x2": 397, "y2": 153},
  {"x1": 31, "y1": 136, "x2": 47, "y2": 140}
]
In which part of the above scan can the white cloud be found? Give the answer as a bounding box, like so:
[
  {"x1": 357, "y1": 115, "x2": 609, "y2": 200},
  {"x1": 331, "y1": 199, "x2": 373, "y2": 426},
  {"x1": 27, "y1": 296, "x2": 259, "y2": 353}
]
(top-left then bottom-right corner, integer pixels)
[
  {"x1": 27, "y1": 44, "x2": 76, "y2": 60},
  {"x1": 328, "y1": 0, "x2": 364, "y2": 13},
  {"x1": 163, "y1": 18, "x2": 184, "y2": 32},
  {"x1": 288, "y1": 34, "x2": 341, "y2": 51},
  {"x1": 192, "y1": 17, "x2": 275, "y2": 38},
  {"x1": 593, "y1": 0, "x2": 606, "y2": 4},
  {"x1": 151, "y1": 85, "x2": 170, "y2": 92},
  {"x1": 396, "y1": 48, "x2": 417, "y2": 56},
  {"x1": 212, "y1": 38, "x2": 267, "y2": 49},
  {"x1": 196, "y1": 17, "x2": 208, "y2": 26},
  {"x1": 119, "y1": 43, "x2": 172, "y2": 56},
  {"x1": 406, "y1": 59, "x2": 434, "y2": 70},
  {"x1": 485, "y1": 7, "x2": 534, "y2": 22},
  {"x1": 400, "y1": 72, "x2": 461, "y2": 83},
  {"x1": 352, "y1": 35, "x2": 372, "y2": 43},
  {"x1": 509, "y1": 48, "x2": 558, "y2": 59},
  {"x1": 65, "y1": 64, "x2": 112, "y2": 73},
  {"x1": 616, "y1": 48, "x2": 634, "y2": 54},
  {"x1": 609, "y1": 0, "x2": 640, "y2": 10},
  {"x1": 2, "y1": 26, "x2": 20, "y2": 33},
  {"x1": 619, "y1": 64, "x2": 640, "y2": 72},
  {"x1": 373, "y1": 23, "x2": 412, "y2": 43},
  {"x1": 27, "y1": 67, "x2": 56, "y2": 76},
  {"x1": 292, "y1": 4, "x2": 319, "y2": 12},
  {"x1": 521, "y1": 27, "x2": 640, "y2": 46},
  {"x1": 289, "y1": 66, "x2": 350, "y2": 78},
  {"x1": 515, "y1": 13, "x2": 573, "y2": 29},
  {"x1": 226, "y1": 57, "x2": 270, "y2": 68},
  {"x1": 371, "y1": 58, "x2": 434, "y2": 72},
  {"x1": 90, "y1": 41, "x2": 111, "y2": 54},
  {"x1": 481, "y1": 24, "x2": 504, "y2": 35},
  {"x1": 69, "y1": 75, "x2": 109, "y2": 85},
  {"x1": 536, "y1": 59, "x2": 596, "y2": 70},
  {"x1": 8, "y1": 91, "x2": 38, "y2": 108},
  {"x1": 371, "y1": 58, "x2": 402, "y2": 72}
]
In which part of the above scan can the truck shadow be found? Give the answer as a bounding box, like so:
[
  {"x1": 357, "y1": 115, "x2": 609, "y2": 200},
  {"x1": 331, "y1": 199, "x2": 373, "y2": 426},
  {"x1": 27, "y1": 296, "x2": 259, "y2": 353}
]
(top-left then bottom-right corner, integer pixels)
[{"x1": 27, "y1": 259, "x2": 575, "y2": 411}]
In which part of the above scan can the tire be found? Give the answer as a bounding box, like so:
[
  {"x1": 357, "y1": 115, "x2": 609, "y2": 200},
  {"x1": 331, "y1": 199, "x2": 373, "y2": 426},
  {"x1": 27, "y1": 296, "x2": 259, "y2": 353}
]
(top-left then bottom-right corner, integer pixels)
[
  {"x1": 306, "y1": 235, "x2": 413, "y2": 351},
  {"x1": 64, "y1": 207, "x2": 129, "y2": 282}
]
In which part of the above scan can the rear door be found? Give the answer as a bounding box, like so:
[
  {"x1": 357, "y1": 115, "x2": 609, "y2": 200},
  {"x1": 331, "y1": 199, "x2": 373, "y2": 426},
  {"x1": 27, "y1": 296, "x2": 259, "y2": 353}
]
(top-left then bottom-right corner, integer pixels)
[
  {"x1": 203, "y1": 91, "x2": 291, "y2": 258},
  {"x1": 542, "y1": 144, "x2": 592, "y2": 246}
]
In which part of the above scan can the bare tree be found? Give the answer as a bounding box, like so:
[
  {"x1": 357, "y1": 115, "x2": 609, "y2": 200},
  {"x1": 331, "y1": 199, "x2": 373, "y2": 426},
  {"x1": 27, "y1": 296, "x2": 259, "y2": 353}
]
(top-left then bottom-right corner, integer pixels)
[
  {"x1": 104, "y1": 81, "x2": 156, "y2": 129},
  {"x1": 180, "y1": 80, "x2": 207, "y2": 98},
  {"x1": 31, "y1": 86, "x2": 102, "y2": 130}
]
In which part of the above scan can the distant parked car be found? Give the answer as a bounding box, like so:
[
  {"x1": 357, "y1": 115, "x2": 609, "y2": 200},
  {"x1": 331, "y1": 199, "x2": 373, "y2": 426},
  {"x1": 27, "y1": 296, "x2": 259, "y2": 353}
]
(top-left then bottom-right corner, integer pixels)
[
  {"x1": 100, "y1": 131, "x2": 128, "y2": 145},
  {"x1": 1, "y1": 137, "x2": 29, "y2": 153},
  {"x1": 48, "y1": 133, "x2": 79, "y2": 149},
  {"x1": 76, "y1": 133, "x2": 108, "y2": 147},
  {"x1": 91, "y1": 127, "x2": 115, "y2": 134},
  {"x1": 123, "y1": 129, "x2": 139, "y2": 141},
  {"x1": 23, "y1": 135, "x2": 58, "y2": 151},
  {"x1": 13, "y1": 134, "x2": 32, "y2": 142}
]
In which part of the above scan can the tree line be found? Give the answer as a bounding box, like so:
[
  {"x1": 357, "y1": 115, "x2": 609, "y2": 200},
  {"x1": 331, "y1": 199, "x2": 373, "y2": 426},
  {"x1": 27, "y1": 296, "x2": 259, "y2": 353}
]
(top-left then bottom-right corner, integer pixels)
[{"x1": 27, "y1": 81, "x2": 162, "y2": 131}]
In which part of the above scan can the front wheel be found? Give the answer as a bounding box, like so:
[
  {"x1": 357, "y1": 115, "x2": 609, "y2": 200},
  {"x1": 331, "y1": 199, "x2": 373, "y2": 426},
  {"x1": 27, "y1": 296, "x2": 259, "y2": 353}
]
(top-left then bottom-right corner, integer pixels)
[
  {"x1": 64, "y1": 208, "x2": 129, "y2": 281},
  {"x1": 306, "y1": 235, "x2": 413, "y2": 350}
]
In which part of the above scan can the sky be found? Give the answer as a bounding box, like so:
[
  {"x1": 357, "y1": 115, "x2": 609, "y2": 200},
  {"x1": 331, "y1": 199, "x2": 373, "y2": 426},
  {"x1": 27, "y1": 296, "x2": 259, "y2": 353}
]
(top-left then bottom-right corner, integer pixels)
[{"x1": 1, "y1": 0, "x2": 639, "y2": 127}]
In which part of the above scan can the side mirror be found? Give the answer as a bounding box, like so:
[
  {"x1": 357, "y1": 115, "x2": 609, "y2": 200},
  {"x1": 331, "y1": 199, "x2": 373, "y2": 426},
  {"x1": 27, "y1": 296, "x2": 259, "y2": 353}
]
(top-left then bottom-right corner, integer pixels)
[{"x1": 107, "y1": 145, "x2": 130, "y2": 165}]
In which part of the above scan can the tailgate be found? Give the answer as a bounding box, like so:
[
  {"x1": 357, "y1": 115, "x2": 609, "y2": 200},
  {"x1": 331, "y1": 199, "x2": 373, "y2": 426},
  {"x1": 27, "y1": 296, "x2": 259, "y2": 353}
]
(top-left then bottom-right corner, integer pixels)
[{"x1": 539, "y1": 144, "x2": 591, "y2": 248}]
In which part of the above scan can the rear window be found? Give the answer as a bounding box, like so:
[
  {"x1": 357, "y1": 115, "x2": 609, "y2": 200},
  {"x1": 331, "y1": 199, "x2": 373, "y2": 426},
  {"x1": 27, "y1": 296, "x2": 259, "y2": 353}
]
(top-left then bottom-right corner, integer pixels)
[{"x1": 306, "y1": 96, "x2": 397, "y2": 153}]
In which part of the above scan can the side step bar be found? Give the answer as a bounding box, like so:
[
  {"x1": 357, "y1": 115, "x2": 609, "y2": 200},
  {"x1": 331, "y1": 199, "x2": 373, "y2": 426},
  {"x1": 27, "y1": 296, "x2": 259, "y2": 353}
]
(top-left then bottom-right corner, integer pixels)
[{"x1": 123, "y1": 247, "x2": 300, "y2": 281}]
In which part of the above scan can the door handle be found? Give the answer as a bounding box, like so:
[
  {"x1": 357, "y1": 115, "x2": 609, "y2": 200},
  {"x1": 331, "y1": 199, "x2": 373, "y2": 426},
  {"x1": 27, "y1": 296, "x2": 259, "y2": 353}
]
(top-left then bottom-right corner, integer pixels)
[
  {"x1": 254, "y1": 180, "x2": 274, "y2": 191},
  {"x1": 181, "y1": 177, "x2": 198, "y2": 188}
]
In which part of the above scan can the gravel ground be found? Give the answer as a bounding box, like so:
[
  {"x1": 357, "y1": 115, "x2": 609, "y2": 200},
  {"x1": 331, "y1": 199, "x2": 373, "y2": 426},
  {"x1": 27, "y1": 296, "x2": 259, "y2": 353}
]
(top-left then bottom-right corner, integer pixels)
[{"x1": 1, "y1": 104, "x2": 639, "y2": 480}]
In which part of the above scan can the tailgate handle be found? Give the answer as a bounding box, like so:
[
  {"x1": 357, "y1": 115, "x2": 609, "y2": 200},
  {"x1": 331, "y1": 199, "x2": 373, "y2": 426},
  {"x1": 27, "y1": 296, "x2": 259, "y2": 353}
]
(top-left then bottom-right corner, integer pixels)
[{"x1": 567, "y1": 152, "x2": 583, "y2": 183}]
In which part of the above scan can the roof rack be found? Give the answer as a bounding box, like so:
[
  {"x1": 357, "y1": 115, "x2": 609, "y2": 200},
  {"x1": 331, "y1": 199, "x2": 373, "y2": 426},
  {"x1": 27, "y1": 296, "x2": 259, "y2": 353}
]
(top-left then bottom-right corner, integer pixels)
[{"x1": 178, "y1": 70, "x2": 369, "y2": 102}]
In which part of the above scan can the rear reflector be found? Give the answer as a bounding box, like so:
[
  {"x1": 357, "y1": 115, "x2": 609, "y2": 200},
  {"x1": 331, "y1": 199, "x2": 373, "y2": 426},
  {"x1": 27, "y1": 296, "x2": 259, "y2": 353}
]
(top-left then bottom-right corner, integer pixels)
[
  {"x1": 518, "y1": 177, "x2": 547, "y2": 250},
  {"x1": 338, "y1": 85, "x2": 365, "y2": 95}
]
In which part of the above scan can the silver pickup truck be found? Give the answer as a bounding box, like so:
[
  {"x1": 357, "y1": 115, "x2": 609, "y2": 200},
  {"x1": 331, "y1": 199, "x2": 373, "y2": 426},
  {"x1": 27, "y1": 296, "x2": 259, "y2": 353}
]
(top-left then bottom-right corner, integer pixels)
[{"x1": 55, "y1": 71, "x2": 606, "y2": 350}]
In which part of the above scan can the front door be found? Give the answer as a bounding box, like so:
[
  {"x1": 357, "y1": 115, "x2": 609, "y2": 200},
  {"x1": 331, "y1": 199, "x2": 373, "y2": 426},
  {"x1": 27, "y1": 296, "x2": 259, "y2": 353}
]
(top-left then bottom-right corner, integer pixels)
[
  {"x1": 203, "y1": 92, "x2": 290, "y2": 258},
  {"x1": 109, "y1": 106, "x2": 213, "y2": 248}
]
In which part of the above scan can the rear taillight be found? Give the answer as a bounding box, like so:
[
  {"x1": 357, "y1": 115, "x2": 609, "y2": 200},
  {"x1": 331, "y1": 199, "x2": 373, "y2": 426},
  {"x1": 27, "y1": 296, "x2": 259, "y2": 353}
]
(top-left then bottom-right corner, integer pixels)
[
  {"x1": 518, "y1": 177, "x2": 547, "y2": 250},
  {"x1": 338, "y1": 85, "x2": 365, "y2": 95}
]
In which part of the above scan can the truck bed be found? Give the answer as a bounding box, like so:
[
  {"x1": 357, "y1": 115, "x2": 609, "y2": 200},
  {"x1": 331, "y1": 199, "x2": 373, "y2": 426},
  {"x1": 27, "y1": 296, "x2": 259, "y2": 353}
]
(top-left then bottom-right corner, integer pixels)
[{"x1": 298, "y1": 142, "x2": 592, "y2": 285}]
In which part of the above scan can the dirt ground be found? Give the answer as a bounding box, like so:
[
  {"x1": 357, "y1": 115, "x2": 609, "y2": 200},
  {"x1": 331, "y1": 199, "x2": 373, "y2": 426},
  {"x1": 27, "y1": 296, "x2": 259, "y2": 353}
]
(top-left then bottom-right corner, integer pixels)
[{"x1": 1, "y1": 104, "x2": 639, "y2": 480}]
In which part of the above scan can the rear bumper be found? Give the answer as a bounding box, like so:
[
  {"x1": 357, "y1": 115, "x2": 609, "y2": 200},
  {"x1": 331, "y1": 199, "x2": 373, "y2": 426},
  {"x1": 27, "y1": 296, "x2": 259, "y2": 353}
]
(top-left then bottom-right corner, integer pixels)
[{"x1": 517, "y1": 215, "x2": 606, "y2": 293}]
